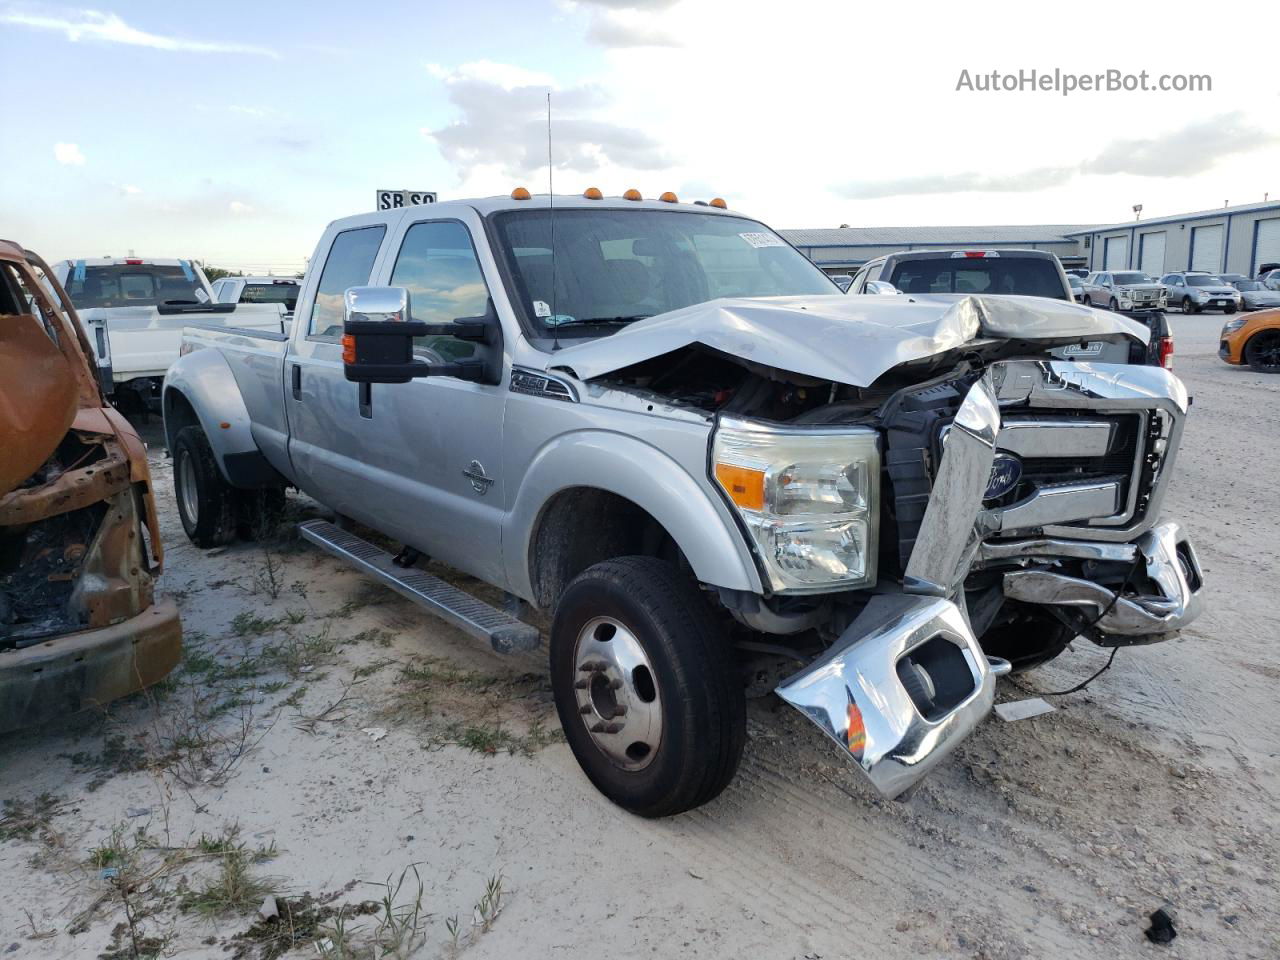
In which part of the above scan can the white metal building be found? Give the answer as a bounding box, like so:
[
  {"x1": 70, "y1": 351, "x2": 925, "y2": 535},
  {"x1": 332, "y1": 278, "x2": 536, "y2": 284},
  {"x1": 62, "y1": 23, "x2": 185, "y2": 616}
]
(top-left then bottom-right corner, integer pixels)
[
  {"x1": 1066, "y1": 200, "x2": 1280, "y2": 277},
  {"x1": 779, "y1": 225, "x2": 1091, "y2": 274}
]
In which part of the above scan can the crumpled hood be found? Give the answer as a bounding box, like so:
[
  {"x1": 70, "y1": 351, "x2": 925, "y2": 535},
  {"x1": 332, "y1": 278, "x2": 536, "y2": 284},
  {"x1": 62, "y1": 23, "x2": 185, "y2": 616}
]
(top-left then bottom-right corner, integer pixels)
[{"x1": 546, "y1": 294, "x2": 1147, "y2": 387}]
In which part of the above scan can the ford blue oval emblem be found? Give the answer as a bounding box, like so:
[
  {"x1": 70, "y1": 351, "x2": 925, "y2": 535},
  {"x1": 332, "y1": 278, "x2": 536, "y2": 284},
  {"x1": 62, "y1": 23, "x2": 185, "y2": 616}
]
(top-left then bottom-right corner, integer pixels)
[{"x1": 984, "y1": 454, "x2": 1023, "y2": 500}]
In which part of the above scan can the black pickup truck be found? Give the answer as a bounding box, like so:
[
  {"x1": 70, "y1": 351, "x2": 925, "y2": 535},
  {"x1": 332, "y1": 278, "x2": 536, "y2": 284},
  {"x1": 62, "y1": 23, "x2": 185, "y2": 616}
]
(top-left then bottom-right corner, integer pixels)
[{"x1": 848, "y1": 248, "x2": 1174, "y2": 370}]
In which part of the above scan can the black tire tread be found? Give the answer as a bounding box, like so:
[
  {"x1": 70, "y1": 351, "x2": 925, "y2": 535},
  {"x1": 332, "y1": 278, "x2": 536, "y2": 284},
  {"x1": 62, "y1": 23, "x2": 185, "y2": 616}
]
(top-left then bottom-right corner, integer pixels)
[
  {"x1": 552, "y1": 556, "x2": 745, "y2": 817},
  {"x1": 173, "y1": 425, "x2": 237, "y2": 548},
  {"x1": 1245, "y1": 330, "x2": 1280, "y2": 374}
]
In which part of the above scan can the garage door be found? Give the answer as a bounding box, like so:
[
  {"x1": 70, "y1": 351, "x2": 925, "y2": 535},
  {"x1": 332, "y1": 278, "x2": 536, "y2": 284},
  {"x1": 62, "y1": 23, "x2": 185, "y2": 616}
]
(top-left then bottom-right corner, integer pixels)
[
  {"x1": 1253, "y1": 218, "x2": 1280, "y2": 275},
  {"x1": 1139, "y1": 232, "x2": 1166, "y2": 276},
  {"x1": 1104, "y1": 235, "x2": 1129, "y2": 270},
  {"x1": 1190, "y1": 224, "x2": 1224, "y2": 273}
]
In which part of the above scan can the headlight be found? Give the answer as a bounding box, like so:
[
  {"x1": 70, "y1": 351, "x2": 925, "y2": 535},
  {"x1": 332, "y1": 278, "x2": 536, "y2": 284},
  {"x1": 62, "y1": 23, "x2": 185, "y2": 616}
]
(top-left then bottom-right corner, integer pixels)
[
  {"x1": 712, "y1": 418, "x2": 879, "y2": 592},
  {"x1": 1195, "y1": 290, "x2": 1209, "y2": 300},
  {"x1": 1222, "y1": 317, "x2": 1248, "y2": 333}
]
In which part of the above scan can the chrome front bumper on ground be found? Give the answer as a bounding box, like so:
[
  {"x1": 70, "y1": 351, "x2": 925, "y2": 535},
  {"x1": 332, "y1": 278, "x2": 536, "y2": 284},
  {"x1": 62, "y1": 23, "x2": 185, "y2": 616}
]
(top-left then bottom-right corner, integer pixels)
[{"x1": 776, "y1": 361, "x2": 1203, "y2": 799}]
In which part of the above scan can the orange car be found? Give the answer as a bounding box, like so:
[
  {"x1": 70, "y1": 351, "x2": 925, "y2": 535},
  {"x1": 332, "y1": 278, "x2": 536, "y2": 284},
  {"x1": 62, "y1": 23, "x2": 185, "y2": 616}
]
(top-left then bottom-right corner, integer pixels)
[{"x1": 1220, "y1": 308, "x2": 1280, "y2": 373}]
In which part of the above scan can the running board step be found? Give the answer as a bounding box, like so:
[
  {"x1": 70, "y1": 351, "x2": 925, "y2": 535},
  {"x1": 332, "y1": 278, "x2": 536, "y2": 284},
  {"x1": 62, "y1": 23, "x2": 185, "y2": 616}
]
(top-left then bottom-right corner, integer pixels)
[{"x1": 298, "y1": 519, "x2": 541, "y2": 654}]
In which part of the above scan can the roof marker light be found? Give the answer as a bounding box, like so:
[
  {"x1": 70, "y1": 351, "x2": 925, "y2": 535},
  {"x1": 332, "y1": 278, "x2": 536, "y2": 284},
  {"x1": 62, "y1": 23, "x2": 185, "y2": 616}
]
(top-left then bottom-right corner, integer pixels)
[
  {"x1": 658, "y1": 191, "x2": 678, "y2": 203},
  {"x1": 511, "y1": 187, "x2": 531, "y2": 200},
  {"x1": 623, "y1": 189, "x2": 643, "y2": 201},
  {"x1": 952, "y1": 250, "x2": 1000, "y2": 259},
  {"x1": 709, "y1": 197, "x2": 727, "y2": 209},
  {"x1": 583, "y1": 187, "x2": 603, "y2": 199}
]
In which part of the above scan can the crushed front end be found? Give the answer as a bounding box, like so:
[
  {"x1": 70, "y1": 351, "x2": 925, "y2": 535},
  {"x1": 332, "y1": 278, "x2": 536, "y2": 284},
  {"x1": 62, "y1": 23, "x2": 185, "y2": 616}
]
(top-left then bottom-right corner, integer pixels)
[{"x1": 741, "y1": 360, "x2": 1202, "y2": 797}]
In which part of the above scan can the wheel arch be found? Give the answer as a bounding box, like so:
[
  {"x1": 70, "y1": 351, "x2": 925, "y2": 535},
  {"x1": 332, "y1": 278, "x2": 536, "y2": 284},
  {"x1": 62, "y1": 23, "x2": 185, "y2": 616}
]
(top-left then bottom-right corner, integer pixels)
[{"x1": 506, "y1": 432, "x2": 762, "y2": 609}]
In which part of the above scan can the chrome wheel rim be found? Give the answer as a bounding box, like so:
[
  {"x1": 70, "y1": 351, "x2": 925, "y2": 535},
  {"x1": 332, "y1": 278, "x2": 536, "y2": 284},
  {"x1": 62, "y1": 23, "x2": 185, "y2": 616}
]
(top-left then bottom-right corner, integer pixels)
[
  {"x1": 572, "y1": 616, "x2": 662, "y2": 771},
  {"x1": 178, "y1": 450, "x2": 199, "y2": 525}
]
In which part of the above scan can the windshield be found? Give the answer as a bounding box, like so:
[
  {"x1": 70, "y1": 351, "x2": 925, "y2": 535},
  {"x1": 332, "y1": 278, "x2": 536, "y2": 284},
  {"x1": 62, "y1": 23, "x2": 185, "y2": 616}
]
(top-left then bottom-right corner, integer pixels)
[
  {"x1": 1186, "y1": 275, "x2": 1222, "y2": 287},
  {"x1": 240, "y1": 281, "x2": 299, "y2": 309},
  {"x1": 1068, "y1": 276, "x2": 1083, "y2": 287},
  {"x1": 491, "y1": 209, "x2": 836, "y2": 338},
  {"x1": 1234, "y1": 280, "x2": 1264, "y2": 291},
  {"x1": 888, "y1": 257, "x2": 1068, "y2": 299},
  {"x1": 63, "y1": 264, "x2": 208, "y2": 309},
  {"x1": 1112, "y1": 272, "x2": 1150, "y2": 285}
]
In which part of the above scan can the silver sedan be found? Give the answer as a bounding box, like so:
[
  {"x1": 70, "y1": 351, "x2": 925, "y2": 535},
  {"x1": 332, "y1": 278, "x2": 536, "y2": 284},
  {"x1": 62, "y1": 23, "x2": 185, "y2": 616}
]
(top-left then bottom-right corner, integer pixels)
[{"x1": 1233, "y1": 279, "x2": 1280, "y2": 311}]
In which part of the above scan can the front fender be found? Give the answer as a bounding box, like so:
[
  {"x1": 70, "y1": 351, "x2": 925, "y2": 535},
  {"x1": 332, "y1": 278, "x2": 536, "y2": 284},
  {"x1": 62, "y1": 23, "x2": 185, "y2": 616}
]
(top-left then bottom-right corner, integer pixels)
[
  {"x1": 163, "y1": 349, "x2": 270, "y2": 487},
  {"x1": 505, "y1": 429, "x2": 762, "y2": 599}
]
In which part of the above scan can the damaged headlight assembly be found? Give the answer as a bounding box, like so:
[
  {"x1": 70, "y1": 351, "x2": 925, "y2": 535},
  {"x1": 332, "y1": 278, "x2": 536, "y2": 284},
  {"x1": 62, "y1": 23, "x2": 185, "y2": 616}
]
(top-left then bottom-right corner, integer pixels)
[{"x1": 712, "y1": 417, "x2": 879, "y2": 593}]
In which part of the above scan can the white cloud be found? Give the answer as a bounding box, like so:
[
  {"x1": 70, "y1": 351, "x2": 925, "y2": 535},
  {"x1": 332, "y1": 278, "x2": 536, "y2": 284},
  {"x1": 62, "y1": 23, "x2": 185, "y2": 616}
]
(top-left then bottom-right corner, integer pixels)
[
  {"x1": 424, "y1": 62, "x2": 670, "y2": 181},
  {"x1": 229, "y1": 200, "x2": 255, "y2": 215},
  {"x1": 53, "y1": 142, "x2": 86, "y2": 166},
  {"x1": 3, "y1": 9, "x2": 280, "y2": 58},
  {"x1": 427, "y1": 60, "x2": 556, "y2": 91},
  {"x1": 585, "y1": 9, "x2": 680, "y2": 47}
]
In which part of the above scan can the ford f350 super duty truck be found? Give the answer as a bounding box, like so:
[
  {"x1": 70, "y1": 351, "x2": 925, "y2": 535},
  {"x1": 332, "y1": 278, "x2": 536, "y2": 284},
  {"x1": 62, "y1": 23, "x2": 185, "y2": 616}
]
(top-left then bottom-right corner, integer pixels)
[{"x1": 163, "y1": 191, "x2": 1204, "y2": 817}]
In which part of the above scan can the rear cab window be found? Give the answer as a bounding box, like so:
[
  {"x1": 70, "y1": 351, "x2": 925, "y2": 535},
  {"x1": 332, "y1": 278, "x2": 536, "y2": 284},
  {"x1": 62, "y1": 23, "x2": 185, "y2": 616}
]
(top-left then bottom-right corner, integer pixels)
[
  {"x1": 63, "y1": 263, "x2": 209, "y2": 310},
  {"x1": 308, "y1": 226, "x2": 387, "y2": 339},
  {"x1": 889, "y1": 257, "x2": 1067, "y2": 299},
  {"x1": 240, "y1": 281, "x2": 300, "y2": 310}
]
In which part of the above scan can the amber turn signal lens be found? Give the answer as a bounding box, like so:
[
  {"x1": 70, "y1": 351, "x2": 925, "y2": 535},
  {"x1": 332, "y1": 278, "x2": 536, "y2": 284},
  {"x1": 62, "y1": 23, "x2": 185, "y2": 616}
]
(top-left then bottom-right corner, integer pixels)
[
  {"x1": 583, "y1": 186, "x2": 603, "y2": 199},
  {"x1": 623, "y1": 188, "x2": 643, "y2": 201},
  {"x1": 709, "y1": 197, "x2": 727, "y2": 209},
  {"x1": 714, "y1": 463, "x2": 765, "y2": 511},
  {"x1": 341, "y1": 335, "x2": 357, "y2": 364},
  {"x1": 659, "y1": 191, "x2": 678, "y2": 203},
  {"x1": 511, "y1": 186, "x2": 531, "y2": 200}
]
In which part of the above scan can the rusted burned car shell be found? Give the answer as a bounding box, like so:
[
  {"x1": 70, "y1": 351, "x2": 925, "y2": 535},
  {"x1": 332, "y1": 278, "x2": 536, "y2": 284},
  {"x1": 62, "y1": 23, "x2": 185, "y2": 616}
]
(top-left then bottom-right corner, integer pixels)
[{"x1": 0, "y1": 240, "x2": 180, "y2": 734}]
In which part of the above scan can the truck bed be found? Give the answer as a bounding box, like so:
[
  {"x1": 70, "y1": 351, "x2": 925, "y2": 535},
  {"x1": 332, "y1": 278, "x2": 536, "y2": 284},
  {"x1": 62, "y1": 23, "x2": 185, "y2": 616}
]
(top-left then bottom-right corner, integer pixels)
[{"x1": 80, "y1": 303, "x2": 288, "y2": 381}]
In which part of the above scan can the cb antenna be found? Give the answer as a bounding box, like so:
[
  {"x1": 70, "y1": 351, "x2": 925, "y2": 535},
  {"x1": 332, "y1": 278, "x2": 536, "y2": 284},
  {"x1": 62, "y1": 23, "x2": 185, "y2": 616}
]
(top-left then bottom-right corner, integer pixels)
[{"x1": 547, "y1": 91, "x2": 560, "y2": 352}]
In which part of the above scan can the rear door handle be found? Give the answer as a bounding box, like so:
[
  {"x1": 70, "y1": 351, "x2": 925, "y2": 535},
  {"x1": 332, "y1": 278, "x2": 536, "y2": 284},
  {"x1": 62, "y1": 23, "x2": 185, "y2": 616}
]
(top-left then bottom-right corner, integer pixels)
[{"x1": 291, "y1": 363, "x2": 302, "y2": 400}]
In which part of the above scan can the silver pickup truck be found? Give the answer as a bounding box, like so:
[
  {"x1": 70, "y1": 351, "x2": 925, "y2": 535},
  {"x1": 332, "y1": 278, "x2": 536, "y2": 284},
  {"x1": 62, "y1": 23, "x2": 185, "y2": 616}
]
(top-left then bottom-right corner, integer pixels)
[{"x1": 164, "y1": 193, "x2": 1204, "y2": 817}]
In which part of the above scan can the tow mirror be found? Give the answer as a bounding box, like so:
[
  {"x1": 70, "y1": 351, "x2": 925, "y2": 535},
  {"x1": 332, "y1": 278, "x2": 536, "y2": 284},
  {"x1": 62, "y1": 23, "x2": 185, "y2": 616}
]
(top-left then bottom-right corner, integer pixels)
[
  {"x1": 341, "y1": 287, "x2": 502, "y2": 385},
  {"x1": 865, "y1": 280, "x2": 901, "y2": 296}
]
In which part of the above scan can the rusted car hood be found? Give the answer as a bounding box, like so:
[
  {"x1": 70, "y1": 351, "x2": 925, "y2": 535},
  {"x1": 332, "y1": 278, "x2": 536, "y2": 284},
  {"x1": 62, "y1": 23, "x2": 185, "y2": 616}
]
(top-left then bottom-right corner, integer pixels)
[{"x1": 546, "y1": 294, "x2": 1148, "y2": 387}]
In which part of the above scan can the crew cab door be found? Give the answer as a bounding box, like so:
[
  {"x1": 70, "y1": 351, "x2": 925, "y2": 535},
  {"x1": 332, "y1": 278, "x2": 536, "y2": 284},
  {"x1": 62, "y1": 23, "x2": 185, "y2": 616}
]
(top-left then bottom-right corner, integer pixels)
[{"x1": 355, "y1": 213, "x2": 509, "y2": 585}]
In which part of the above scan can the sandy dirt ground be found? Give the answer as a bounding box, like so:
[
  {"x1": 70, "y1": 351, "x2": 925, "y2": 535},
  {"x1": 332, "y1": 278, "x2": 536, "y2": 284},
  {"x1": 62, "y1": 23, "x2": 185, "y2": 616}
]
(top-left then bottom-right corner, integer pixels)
[{"x1": 2, "y1": 315, "x2": 1277, "y2": 959}]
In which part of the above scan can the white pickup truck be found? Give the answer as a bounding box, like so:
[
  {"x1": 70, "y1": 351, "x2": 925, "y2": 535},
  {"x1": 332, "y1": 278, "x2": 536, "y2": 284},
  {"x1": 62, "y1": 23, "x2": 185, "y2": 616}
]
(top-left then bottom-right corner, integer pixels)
[{"x1": 49, "y1": 257, "x2": 289, "y2": 411}]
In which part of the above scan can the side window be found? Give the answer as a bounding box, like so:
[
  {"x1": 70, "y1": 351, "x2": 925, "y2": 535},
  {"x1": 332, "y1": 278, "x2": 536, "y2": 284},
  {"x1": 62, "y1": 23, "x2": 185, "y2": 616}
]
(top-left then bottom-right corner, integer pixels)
[
  {"x1": 308, "y1": 225, "x2": 387, "y2": 339},
  {"x1": 389, "y1": 220, "x2": 490, "y2": 360}
]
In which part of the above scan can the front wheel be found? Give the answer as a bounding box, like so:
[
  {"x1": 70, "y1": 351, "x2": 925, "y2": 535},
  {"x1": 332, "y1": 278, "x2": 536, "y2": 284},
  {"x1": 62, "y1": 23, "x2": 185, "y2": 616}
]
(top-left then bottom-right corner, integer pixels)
[
  {"x1": 1182, "y1": 296, "x2": 1198, "y2": 314},
  {"x1": 1245, "y1": 330, "x2": 1280, "y2": 373},
  {"x1": 979, "y1": 603, "x2": 1076, "y2": 672},
  {"x1": 1082, "y1": 295, "x2": 1092, "y2": 307},
  {"x1": 1108, "y1": 297, "x2": 1118, "y2": 311},
  {"x1": 1224, "y1": 303, "x2": 1237, "y2": 315},
  {"x1": 550, "y1": 557, "x2": 746, "y2": 818}
]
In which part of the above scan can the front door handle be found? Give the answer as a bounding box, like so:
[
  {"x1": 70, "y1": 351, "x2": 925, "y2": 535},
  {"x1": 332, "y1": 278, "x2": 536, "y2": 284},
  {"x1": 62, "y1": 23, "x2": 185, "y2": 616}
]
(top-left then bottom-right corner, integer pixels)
[{"x1": 291, "y1": 363, "x2": 302, "y2": 400}]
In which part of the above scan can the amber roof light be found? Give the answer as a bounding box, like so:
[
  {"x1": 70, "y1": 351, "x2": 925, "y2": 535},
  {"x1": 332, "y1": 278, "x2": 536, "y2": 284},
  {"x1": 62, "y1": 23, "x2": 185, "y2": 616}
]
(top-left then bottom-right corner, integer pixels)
[
  {"x1": 659, "y1": 191, "x2": 678, "y2": 203},
  {"x1": 709, "y1": 197, "x2": 727, "y2": 209},
  {"x1": 623, "y1": 188, "x2": 643, "y2": 201},
  {"x1": 511, "y1": 186, "x2": 531, "y2": 200},
  {"x1": 583, "y1": 187, "x2": 603, "y2": 199}
]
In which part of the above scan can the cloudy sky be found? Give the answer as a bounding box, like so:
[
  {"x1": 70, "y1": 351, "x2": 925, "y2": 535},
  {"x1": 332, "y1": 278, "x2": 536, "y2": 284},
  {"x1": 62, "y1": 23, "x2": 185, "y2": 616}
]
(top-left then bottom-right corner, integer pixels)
[{"x1": 3, "y1": 0, "x2": 1276, "y2": 271}]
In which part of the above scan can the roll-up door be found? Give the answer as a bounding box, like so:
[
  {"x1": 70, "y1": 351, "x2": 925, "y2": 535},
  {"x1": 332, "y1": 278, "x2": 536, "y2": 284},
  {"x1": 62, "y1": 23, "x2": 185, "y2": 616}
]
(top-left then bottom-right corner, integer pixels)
[
  {"x1": 1139, "y1": 232, "x2": 1166, "y2": 276},
  {"x1": 1190, "y1": 224, "x2": 1224, "y2": 273},
  {"x1": 1104, "y1": 235, "x2": 1129, "y2": 270},
  {"x1": 1252, "y1": 218, "x2": 1280, "y2": 275}
]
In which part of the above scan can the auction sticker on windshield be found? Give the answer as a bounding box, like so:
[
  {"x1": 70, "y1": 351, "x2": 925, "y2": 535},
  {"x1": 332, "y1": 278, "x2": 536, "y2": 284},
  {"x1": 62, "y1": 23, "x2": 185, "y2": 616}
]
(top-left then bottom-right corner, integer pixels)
[{"x1": 740, "y1": 232, "x2": 785, "y2": 248}]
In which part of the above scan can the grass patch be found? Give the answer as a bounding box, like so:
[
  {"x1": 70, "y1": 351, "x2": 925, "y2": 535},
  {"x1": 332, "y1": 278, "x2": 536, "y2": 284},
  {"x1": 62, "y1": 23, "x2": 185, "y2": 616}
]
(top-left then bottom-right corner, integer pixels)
[
  {"x1": 0, "y1": 792, "x2": 65, "y2": 843},
  {"x1": 227, "y1": 894, "x2": 380, "y2": 960},
  {"x1": 181, "y1": 843, "x2": 277, "y2": 917},
  {"x1": 230, "y1": 612, "x2": 284, "y2": 638}
]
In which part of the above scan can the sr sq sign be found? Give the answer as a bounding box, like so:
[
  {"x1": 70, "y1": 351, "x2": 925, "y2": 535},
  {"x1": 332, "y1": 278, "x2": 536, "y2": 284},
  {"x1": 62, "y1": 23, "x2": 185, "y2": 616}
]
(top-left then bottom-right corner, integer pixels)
[{"x1": 376, "y1": 190, "x2": 438, "y2": 210}]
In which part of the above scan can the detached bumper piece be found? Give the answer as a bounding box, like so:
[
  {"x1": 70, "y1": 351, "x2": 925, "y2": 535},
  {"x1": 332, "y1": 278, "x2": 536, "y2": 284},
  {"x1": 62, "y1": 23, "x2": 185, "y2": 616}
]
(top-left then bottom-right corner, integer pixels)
[
  {"x1": 0, "y1": 599, "x2": 181, "y2": 734},
  {"x1": 775, "y1": 595, "x2": 1003, "y2": 799},
  {"x1": 1003, "y1": 521, "x2": 1203, "y2": 642}
]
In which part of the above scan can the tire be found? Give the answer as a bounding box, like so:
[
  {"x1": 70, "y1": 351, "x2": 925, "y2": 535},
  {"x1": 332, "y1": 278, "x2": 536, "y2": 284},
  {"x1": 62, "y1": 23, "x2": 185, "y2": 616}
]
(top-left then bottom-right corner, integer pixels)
[
  {"x1": 979, "y1": 603, "x2": 1076, "y2": 673},
  {"x1": 1182, "y1": 296, "x2": 1198, "y2": 315},
  {"x1": 1082, "y1": 295, "x2": 1091, "y2": 307},
  {"x1": 1224, "y1": 303, "x2": 1237, "y2": 315},
  {"x1": 1108, "y1": 297, "x2": 1118, "y2": 311},
  {"x1": 1245, "y1": 330, "x2": 1280, "y2": 373},
  {"x1": 550, "y1": 556, "x2": 746, "y2": 818},
  {"x1": 172, "y1": 425, "x2": 237, "y2": 547}
]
